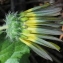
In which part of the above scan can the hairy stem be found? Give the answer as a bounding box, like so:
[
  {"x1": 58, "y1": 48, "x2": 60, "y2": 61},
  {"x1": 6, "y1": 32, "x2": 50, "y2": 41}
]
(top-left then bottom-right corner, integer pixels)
[{"x1": 0, "y1": 25, "x2": 8, "y2": 30}]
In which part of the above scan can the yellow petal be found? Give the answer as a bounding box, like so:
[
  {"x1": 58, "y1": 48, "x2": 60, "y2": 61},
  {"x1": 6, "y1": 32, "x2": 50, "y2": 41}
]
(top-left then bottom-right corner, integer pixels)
[{"x1": 19, "y1": 38, "x2": 31, "y2": 46}]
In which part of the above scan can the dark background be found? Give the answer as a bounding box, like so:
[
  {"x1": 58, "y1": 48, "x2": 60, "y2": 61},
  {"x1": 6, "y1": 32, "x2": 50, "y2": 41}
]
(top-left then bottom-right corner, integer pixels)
[{"x1": 0, "y1": 0, "x2": 63, "y2": 63}]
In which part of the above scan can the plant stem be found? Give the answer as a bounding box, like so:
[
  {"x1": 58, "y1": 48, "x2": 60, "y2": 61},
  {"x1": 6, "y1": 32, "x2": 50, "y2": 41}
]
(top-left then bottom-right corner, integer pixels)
[{"x1": 0, "y1": 25, "x2": 8, "y2": 30}]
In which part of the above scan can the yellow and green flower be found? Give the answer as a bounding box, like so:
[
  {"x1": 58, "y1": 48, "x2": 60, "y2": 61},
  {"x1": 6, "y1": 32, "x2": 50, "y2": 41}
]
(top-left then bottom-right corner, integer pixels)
[{"x1": 0, "y1": 3, "x2": 63, "y2": 61}]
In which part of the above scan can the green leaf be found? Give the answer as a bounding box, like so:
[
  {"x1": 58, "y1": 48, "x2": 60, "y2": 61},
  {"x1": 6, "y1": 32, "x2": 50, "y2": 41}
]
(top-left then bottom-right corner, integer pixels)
[
  {"x1": 5, "y1": 58, "x2": 19, "y2": 63},
  {"x1": 19, "y1": 53, "x2": 30, "y2": 63},
  {"x1": 0, "y1": 34, "x2": 30, "y2": 63},
  {"x1": 0, "y1": 31, "x2": 2, "y2": 34}
]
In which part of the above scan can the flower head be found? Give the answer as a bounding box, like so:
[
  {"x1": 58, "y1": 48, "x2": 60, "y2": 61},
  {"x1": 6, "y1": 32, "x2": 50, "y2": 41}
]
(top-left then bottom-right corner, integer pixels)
[{"x1": 4, "y1": 3, "x2": 62, "y2": 61}]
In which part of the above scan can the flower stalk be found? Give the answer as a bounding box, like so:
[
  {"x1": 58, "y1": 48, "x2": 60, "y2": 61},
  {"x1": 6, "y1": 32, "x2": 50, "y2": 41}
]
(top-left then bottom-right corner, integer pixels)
[{"x1": 0, "y1": 25, "x2": 8, "y2": 30}]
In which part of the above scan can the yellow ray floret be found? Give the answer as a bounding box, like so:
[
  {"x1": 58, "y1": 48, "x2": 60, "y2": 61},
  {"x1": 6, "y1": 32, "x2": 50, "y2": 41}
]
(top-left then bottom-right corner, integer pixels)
[
  {"x1": 19, "y1": 38, "x2": 52, "y2": 61},
  {"x1": 25, "y1": 18, "x2": 37, "y2": 27}
]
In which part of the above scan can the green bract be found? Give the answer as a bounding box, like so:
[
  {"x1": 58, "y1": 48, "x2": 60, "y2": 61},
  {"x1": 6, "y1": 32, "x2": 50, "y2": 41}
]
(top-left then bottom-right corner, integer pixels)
[{"x1": 5, "y1": 13, "x2": 22, "y2": 40}]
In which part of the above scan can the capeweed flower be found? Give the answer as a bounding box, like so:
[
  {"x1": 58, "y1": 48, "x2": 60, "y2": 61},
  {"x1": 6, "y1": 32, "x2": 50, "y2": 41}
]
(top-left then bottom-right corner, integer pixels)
[{"x1": 4, "y1": 3, "x2": 63, "y2": 61}]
